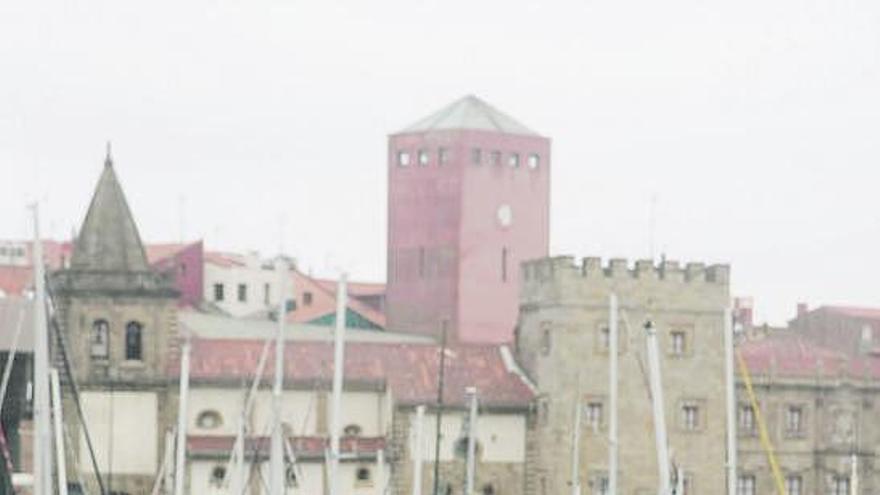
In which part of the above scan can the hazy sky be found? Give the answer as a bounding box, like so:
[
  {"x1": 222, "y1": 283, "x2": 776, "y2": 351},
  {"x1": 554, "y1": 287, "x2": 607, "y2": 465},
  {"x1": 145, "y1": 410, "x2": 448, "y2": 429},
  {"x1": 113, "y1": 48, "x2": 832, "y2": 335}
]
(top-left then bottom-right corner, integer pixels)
[{"x1": 2, "y1": 0, "x2": 878, "y2": 324}]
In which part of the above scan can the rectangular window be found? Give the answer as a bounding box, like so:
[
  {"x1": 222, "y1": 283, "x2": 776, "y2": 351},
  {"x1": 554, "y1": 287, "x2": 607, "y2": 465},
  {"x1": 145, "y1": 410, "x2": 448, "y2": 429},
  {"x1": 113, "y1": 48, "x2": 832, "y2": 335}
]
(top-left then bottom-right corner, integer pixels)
[
  {"x1": 438, "y1": 147, "x2": 450, "y2": 164},
  {"x1": 586, "y1": 402, "x2": 603, "y2": 430},
  {"x1": 264, "y1": 283, "x2": 270, "y2": 305},
  {"x1": 737, "y1": 475, "x2": 756, "y2": 495},
  {"x1": 785, "y1": 405, "x2": 803, "y2": 435},
  {"x1": 592, "y1": 475, "x2": 609, "y2": 495},
  {"x1": 418, "y1": 149, "x2": 429, "y2": 166},
  {"x1": 471, "y1": 148, "x2": 482, "y2": 165},
  {"x1": 214, "y1": 283, "x2": 225, "y2": 302},
  {"x1": 785, "y1": 475, "x2": 802, "y2": 495},
  {"x1": 508, "y1": 153, "x2": 520, "y2": 168},
  {"x1": 540, "y1": 322, "x2": 552, "y2": 356},
  {"x1": 237, "y1": 283, "x2": 247, "y2": 302},
  {"x1": 599, "y1": 326, "x2": 610, "y2": 350},
  {"x1": 501, "y1": 247, "x2": 508, "y2": 282},
  {"x1": 683, "y1": 404, "x2": 699, "y2": 430},
  {"x1": 528, "y1": 153, "x2": 540, "y2": 169},
  {"x1": 739, "y1": 405, "x2": 755, "y2": 434},
  {"x1": 490, "y1": 150, "x2": 501, "y2": 165},
  {"x1": 303, "y1": 291, "x2": 313, "y2": 306},
  {"x1": 397, "y1": 150, "x2": 411, "y2": 167},
  {"x1": 671, "y1": 331, "x2": 687, "y2": 356},
  {"x1": 832, "y1": 476, "x2": 849, "y2": 495}
]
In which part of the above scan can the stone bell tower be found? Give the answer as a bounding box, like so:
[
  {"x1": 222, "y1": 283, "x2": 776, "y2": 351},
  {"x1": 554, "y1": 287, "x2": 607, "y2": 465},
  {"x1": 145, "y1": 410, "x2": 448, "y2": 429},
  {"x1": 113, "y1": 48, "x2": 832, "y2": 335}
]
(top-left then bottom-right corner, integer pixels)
[{"x1": 51, "y1": 147, "x2": 178, "y2": 494}]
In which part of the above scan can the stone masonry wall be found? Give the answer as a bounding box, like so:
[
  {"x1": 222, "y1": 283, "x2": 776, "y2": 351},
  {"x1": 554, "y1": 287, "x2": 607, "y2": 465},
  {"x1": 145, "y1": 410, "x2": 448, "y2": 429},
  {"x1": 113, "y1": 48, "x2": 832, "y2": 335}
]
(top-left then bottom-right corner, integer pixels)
[{"x1": 517, "y1": 256, "x2": 729, "y2": 495}]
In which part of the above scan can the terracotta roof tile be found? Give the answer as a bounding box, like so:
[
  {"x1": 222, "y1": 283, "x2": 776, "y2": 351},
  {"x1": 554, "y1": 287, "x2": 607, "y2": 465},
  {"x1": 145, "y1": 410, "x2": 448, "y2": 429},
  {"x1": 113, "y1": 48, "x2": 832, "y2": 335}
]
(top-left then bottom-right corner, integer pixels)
[
  {"x1": 739, "y1": 334, "x2": 880, "y2": 379},
  {"x1": 175, "y1": 338, "x2": 533, "y2": 409}
]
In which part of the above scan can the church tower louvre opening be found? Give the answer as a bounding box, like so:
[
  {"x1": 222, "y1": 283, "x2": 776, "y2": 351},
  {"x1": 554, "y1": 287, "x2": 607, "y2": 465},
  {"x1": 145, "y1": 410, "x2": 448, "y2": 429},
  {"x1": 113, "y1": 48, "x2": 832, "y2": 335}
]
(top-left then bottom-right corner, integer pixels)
[{"x1": 50, "y1": 147, "x2": 179, "y2": 494}]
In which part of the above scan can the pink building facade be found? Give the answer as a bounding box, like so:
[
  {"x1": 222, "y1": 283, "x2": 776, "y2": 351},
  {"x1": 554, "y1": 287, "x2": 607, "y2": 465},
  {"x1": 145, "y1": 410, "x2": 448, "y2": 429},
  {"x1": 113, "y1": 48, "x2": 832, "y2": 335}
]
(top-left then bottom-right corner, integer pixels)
[{"x1": 386, "y1": 95, "x2": 550, "y2": 343}]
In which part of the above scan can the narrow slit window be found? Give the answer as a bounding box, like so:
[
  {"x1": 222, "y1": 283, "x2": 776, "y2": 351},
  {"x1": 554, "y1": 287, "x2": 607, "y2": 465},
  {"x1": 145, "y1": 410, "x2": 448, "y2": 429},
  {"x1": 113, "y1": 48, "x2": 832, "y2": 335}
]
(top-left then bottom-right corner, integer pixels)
[
  {"x1": 501, "y1": 247, "x2": 508, "y2": 282},
  {"x1": 471, "y1": 148, "x2": 482, "y2": 165}
]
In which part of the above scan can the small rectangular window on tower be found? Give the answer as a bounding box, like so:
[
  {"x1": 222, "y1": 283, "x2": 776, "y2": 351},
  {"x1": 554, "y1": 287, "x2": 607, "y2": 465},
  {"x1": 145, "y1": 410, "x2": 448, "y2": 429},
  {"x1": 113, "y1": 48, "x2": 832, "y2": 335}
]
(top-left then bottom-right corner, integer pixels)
[
  {"x1": 490, "y1": 150, "x2": 501, "y2": 165},
  {"x1": 528, "y1": 153, "x2": 540, "y2": 169},
  {"x1": 418, "y1": 149, "x2": 429, "y2": 166},
  {"x1": 471, "y1": 148, "x2": 482, "y2": 165},
  {"x1": 438, "y1": 147, "x2": 450, "y2": 164},
  {"x1": 508, "y1": 153, "x2": 520, "y2": 168},
  {"x1": 397, "y1": 151, "x2": 411, "y2": 167},
  {"x1": 501, "y1": 247, "x2": 509, "y2": 282}
]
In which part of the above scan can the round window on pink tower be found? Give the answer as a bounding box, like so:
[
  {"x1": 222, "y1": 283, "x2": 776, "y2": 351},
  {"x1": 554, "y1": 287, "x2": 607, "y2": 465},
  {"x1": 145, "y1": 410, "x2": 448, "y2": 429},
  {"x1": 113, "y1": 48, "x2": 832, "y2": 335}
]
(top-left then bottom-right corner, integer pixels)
[{"x1": 496, "y1": 204, "x2": 513, "y2": 228}]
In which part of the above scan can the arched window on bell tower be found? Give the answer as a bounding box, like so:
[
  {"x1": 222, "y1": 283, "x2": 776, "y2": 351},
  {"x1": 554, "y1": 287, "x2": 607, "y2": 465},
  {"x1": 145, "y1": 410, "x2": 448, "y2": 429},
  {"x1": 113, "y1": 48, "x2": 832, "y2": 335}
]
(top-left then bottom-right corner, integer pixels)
[
  {"x1": 125, "y1": 321, "x2": 143, "y2": 361},
  {"x1": 91, "y1": 319, "x2": 110, "y2": 360}
]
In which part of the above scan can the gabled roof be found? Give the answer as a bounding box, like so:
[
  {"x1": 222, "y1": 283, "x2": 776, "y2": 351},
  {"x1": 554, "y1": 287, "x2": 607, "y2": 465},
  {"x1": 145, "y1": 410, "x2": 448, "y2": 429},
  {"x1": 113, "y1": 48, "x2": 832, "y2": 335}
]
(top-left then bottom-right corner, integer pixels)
[
  {"x1": 398, "y1": 95, "x2": 538, "y2": 136},
  {"x1": 287, "y1": 270, "x2": 386, "y2": 329},
  {"x1": 70, "y1": 150, "x2": 150, "y2": 273}
]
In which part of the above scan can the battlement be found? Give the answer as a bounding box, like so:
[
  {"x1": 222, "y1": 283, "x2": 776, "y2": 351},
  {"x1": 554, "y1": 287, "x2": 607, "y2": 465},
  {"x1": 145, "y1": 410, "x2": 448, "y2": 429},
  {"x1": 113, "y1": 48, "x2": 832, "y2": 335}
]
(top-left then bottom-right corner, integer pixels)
[
  {"x1": 523, "y1": 256, "x2": 729, "y2": 284},
  {"x1": 520, "y1": 255, "x2": 729, "y2": 310}
]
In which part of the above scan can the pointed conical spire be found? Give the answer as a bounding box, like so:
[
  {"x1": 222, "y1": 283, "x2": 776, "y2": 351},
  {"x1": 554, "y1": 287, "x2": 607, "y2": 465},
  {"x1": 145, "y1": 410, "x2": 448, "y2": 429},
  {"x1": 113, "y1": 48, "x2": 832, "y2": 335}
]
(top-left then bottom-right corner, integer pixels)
[
  {"x1": 104, "y1": 141, "x2": 113, "y2": 168},
  {"x1": 69, "y1": 147, "x2": 150, "y2": 272}
]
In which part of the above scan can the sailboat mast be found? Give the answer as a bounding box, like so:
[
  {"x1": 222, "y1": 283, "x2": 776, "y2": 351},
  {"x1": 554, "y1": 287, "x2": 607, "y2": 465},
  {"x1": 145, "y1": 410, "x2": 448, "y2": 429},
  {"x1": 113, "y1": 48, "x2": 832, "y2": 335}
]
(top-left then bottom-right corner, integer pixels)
[
  {"x1": 644, "y1": 320, "x2": 671, "y2": 495},
  {"x1": 270, "y1": 258, "x2": 289, "y2": 494},
  {"x1": 411, "y1": 405, "x2": 425, "y2": 495},
  {"x1": 570, "y1": 385, "x2": 582, "y2": 495},
  {"x1": 329, "y1": 273, "x2": 348, "y2": 495},
  {"x1": 31, "y1": 204, "x2": 53, "y2": 495},
  {"x1": 464, "y1": 387, "x2": 478, "y2": 495},
  {"x1": 173, "y1": 333, "x2": 191, "y2": 495},
  {"x1": 608, "y1": 294, "x2": 619, "y2": 495},
  {"x1": 724, "y1": 307, "x2": 737, "y2": 495},
  {"x1": 50, "y1": 369, "x2": 68, "y2": 495}
]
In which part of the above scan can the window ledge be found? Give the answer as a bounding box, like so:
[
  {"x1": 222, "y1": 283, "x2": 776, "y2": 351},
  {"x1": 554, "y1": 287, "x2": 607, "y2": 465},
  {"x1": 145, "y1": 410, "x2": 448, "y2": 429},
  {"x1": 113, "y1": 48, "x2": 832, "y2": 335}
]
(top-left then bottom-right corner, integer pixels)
[{"x1": 119, "y1": 360, "x2": 145, "y2": 369}]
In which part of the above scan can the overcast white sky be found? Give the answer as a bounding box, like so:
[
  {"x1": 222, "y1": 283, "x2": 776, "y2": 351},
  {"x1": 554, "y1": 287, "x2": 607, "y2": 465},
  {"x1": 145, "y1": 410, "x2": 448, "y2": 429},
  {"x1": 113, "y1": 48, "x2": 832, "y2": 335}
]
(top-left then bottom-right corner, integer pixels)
[{"x1": 2, "y1": 0, "x2": 878, "y2": 324}]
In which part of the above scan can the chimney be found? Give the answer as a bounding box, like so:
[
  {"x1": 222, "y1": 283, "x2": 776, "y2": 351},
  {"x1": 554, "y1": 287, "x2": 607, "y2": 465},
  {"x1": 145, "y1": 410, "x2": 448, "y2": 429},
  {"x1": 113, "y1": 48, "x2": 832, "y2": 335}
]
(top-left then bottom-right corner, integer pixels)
[{"x1": 797, "y1": 302, "x2": 808, "y2": 318}]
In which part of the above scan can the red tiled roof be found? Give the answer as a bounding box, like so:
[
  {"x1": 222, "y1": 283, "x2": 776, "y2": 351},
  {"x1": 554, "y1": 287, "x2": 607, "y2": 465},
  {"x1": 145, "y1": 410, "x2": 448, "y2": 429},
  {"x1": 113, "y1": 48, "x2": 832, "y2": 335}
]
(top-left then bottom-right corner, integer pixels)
[
  {"x1": 820, "y1": 306, "x2": 880, "y2": 321},
  {"x1": 739, "y1": 335, "x2": 880, "y2": 379},
  {"x1": 314, "y1": 279, "x2": 385, "y2": 297},
  {"x1": 0, "y1": 266, "x2": 33, "y2": 297},
  {"x1": 203, "y1": 251, "x2": 247, "y2": 268},
  {"x1": 187, "y1": 435, "x2": 384, "y2": 458},
  {"x1": 175, "y1": 338, "x2": 533, "y2": 408}
]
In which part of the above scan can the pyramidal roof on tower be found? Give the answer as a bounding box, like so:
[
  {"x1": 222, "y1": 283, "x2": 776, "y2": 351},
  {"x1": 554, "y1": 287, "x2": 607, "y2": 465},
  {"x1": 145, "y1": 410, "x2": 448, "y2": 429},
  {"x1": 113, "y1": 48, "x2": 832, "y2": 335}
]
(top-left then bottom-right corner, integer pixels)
[
  {"x1": 399, "y1": 95, "x2": 538, "y2": 136},
  {"x1": 70, "y1": 147, "x2": 150, "y2": 273}
]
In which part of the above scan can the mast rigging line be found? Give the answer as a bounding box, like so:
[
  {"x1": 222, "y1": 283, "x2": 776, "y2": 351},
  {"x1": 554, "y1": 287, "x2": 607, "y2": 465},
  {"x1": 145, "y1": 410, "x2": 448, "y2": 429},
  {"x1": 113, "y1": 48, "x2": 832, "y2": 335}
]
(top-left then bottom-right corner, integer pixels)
[{"x1": 45, "y1": 280, "x2": 108, "y2": 495}]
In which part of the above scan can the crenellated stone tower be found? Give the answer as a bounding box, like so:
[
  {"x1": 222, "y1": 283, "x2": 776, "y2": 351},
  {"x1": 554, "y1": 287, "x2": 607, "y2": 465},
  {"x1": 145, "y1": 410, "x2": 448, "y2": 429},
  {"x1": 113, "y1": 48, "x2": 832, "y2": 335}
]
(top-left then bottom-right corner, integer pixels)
[
  {"x1": 51, "y1": 149, "x2": 178, "y2": 495},
  {"x1": 517, "y1": 256, "x2": 729, "y2": 495}
]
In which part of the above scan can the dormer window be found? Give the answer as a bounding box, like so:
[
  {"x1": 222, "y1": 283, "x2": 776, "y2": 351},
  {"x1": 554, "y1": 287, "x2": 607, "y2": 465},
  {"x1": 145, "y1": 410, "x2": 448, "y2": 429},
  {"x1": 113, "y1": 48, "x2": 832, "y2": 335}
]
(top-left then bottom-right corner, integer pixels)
[
  {"x1": 397, "y1": 151, "x2": 411, "y2": 167},
  {"x1": 125, "y1": 321, "x2": 143, "y2": 361},
  {"x1": 418, "y1": 149, "x2": 429, "y2": 166},
  {"x1": 91, "y1": 319, "x2": 110, "y2": 359}
]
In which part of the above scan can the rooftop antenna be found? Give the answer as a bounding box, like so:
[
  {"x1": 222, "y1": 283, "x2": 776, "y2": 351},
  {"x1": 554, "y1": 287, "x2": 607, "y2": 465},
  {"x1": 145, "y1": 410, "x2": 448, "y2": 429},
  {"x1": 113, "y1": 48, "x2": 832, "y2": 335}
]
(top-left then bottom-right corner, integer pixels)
[{"x1": 648, "y1": 193, "x2": 658, "y2": 261}]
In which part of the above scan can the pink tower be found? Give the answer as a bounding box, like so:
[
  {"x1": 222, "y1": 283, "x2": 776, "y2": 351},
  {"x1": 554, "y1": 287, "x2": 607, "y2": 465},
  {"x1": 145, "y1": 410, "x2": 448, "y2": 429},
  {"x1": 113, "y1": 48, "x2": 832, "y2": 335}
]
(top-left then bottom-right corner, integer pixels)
[{"x1": 386, "y1": 95, "x2": 550, "y2": 343}]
